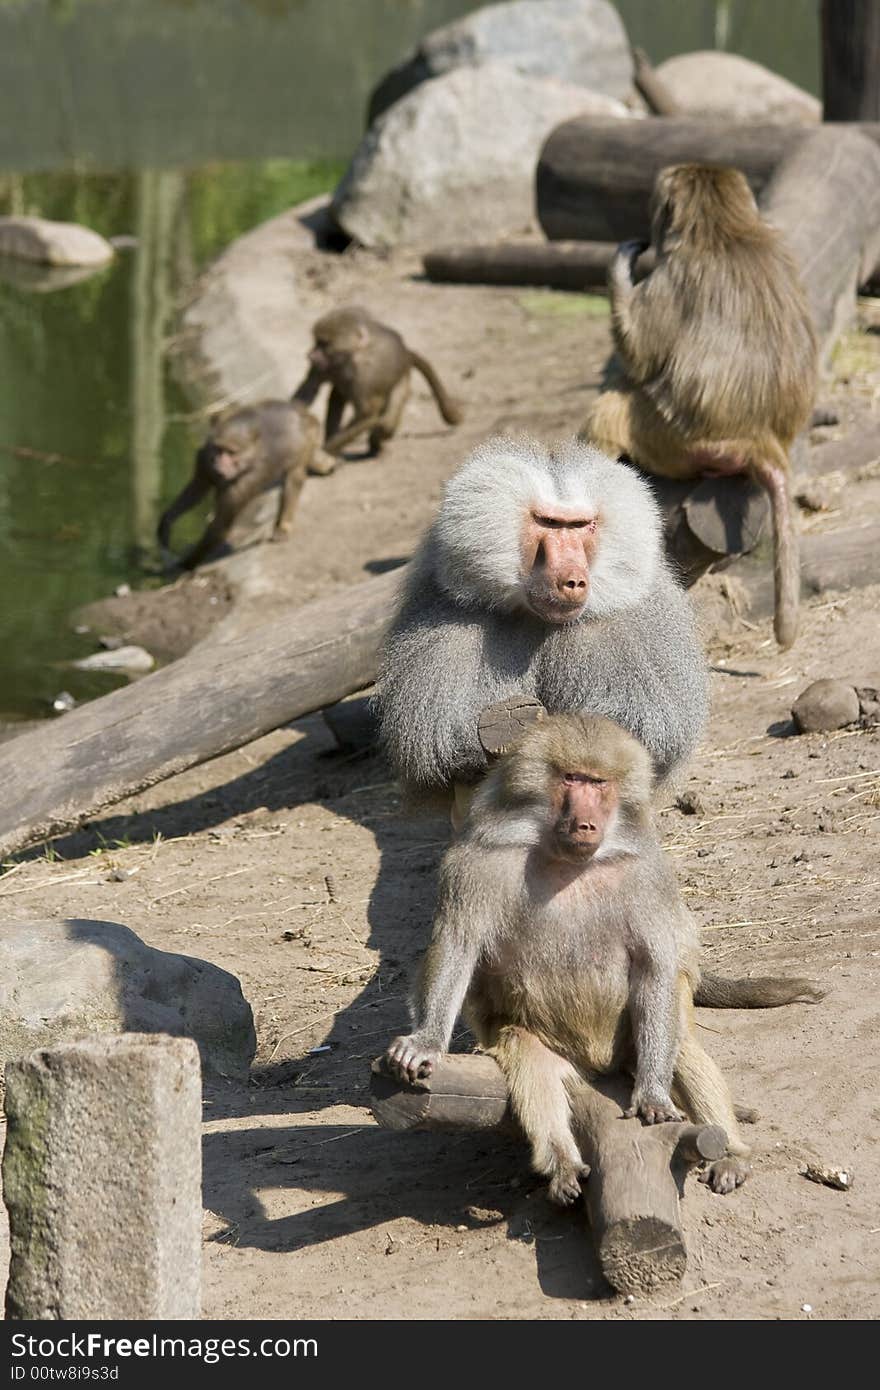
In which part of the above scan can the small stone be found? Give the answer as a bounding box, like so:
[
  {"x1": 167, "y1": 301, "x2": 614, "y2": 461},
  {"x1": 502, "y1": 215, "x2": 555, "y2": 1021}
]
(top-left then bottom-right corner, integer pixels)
[
  {"x1": 802, "y1": 1162, "x2": 853, "y2": 1191},
  {"x1": 791, "y1": 679, "x2": 860, "y2": 733},
  {"x1": 675, "y1": 789, "x2": 705, "y2": 816},
  {"x1": 114, "y1": 583, "x2": 131, "y2": 598},
  {"x1": 72, "y1": 644, "x2": 155, "y2": 674},
  {"x1": 801, "y1": 1304, "x2": 813, "y2": 1313},
  {"x1": 795, "y1": 477, "x2": 841, "y2": 513},
  {"x1": 51, "y1": 690, "x2": 76, "y2": 714}
]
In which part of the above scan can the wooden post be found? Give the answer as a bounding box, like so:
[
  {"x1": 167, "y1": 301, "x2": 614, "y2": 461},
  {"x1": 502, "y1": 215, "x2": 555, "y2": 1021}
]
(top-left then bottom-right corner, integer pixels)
[
  {"x1": 822, "y1": 0, "x2": 880, "y2": 121},
  {"x1": 370, "y1": 1055, "x2": 727, "y2": 1296}
]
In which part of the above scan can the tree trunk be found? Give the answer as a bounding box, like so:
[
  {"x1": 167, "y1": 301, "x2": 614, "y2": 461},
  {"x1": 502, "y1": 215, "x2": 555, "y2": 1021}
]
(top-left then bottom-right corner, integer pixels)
[{"x1": 822, "y1": 0, "x2": 880, "y2": 121}]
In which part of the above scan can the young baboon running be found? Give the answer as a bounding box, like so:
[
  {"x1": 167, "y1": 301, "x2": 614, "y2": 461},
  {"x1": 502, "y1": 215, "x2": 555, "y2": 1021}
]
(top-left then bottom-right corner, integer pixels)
[
  {"x1": 384, "y1": 714, "x2": 823, "y2": 1202},
  {"x1": 292, "y1": 305, "x2": 463, "y2": 458},
  {"x1": 582, "y1": 164, "x2": 818, "y2": 650}
]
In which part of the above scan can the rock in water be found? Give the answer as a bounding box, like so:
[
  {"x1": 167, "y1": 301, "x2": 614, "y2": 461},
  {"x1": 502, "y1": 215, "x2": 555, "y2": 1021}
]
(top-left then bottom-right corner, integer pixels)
[
  {"x1": 334, "y1": 62, "x2": 631, "y2": 249},
  {"x1": 72, "y1": 645, "x2": 155, "y2": 674},
  {"x1": 791, "y1": 679, "x2": 860, "y2": 733},
  {"x1": 0, "y1": 216, "x2": 114, "y2": 267},
  {"x1": 0, "y1": 918, "x2": 255, "y2": 1082},
  {"x1": 368, "y1": 0, "x2": 634, "y2": 123}
]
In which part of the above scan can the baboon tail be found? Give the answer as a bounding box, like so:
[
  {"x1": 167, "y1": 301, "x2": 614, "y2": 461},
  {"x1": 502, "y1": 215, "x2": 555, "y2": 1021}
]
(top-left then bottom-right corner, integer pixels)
[
  {"x1": 695, "y1": 971, "x2": 825, "y2": 1008},
  {"x1": 409, "y1": 351, "x2": 464, "y2": 426},
  {"x1": 750, "y1": 439, "x2": 799, "y2": 650}
]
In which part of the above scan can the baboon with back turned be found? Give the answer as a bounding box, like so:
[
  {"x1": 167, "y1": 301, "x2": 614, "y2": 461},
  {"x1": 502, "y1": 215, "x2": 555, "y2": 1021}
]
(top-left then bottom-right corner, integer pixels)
[{"x1": 583, "y1": 163, "x2": 818, "y2": 650}]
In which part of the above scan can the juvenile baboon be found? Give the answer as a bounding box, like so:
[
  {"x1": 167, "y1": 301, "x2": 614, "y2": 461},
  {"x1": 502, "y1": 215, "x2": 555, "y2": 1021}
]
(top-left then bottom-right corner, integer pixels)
[
  {"x1": 292, "y1": 305, "x2": 463, "y2": 458},
  {"x1": 377, "y1": 435, "x2": 709, "y2": 806},
  {"x1": 157, "y1": 400, "x2": 325, "y2": 569},
  {"x1": 582, "y1": 164, "x2": 819, "y2": 650},
  {"x1": 384, "y1": 715, "x2": 823, "y2": 1201}
]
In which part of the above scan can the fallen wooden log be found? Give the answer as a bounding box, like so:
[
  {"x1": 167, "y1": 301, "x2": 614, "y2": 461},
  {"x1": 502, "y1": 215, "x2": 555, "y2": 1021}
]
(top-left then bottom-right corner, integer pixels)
[
  {"x1": 0, "y1": 567, "x2": 402, "y2": 858},
  {"x1": 760, "y1": 126, "x2": 880, "y2": 360},
  {"x1": 423, "y1": 240, "x2": 653, "y2": 289},
  {"x1": 370, "y1": 1054, "x2": 727, "y2": 1296},
  {"x1": 425, "y1": 237, "x2": 880, "y2": 300},
  {"x1": 536, "y1": 116, "x2": 880, "y2": 245}
]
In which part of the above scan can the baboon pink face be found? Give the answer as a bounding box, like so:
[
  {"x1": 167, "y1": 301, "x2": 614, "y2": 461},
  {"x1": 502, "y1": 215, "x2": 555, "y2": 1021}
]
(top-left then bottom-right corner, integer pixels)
[
  {"x1": 521, "y1": 508, "x2": 598, "y2": 623},
  {"x1": 548, "y1": 770, "x2": 619, "y2": 861}
]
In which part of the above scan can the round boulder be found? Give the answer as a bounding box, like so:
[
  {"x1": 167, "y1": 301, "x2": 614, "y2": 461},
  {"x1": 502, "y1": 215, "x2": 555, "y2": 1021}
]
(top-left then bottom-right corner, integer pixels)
[
  {"x1": 653, "y1": 52, "x2": 820, "y2": 124},
  {"x1": 791, "y1": 679, "x2": 860, "y2": 733},
  {"x1": 368, "y1": 0, "x2": 634, "y2": 123}
]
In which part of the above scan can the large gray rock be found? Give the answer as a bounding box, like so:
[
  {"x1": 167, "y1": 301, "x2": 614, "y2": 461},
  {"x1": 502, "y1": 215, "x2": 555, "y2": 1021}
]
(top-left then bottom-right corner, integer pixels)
[
  {"x1": 0, "y1": 918, "x2": 255, "y2": 1081},
  {"x1": 335, "y1": 62, "x2": 631, "y2": 249},
  {"x1": 0, "y1": 216, "x2": 114, "y2": 267},
  {"x1": 653, "y1": 52, "x2": 820, "y2": 124},
  {"x1": 368, "y1": 0, "x2": 633, "y2": 123}
]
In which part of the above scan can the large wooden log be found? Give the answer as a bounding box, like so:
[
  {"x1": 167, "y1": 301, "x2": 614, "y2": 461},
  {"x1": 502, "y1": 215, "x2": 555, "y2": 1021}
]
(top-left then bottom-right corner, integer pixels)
[
  {"x1": 370, "y1": 1055, "x2": 727, "y2": 1296},
  {"x1": 760, "y1": 126, "x2": 880, "y2": 359},
  {"x1": 0, "y1": 567, "x2": 402, "y2": 858},
  {"x1": 536, "y1": 116, "x2": 880, "y2": 246}
]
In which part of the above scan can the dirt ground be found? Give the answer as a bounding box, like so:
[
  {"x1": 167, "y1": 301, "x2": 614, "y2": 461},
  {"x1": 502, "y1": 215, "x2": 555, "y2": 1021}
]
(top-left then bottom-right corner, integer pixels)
[{"x1": 1, "y1": 246, "x2": 879, "y2": 1321}]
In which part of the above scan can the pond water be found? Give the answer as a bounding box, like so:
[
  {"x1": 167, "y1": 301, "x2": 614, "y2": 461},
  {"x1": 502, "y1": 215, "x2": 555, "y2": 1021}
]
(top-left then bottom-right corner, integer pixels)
[{"x1": 0, "y1": 0, "x2": 819, "y2": 721}]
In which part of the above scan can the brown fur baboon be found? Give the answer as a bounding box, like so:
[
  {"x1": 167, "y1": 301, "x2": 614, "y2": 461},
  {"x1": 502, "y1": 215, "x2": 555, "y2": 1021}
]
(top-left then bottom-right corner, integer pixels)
[
  {"x1": 582, "y1": 164, "x2": 819, "y2": 650},
  {"x1": 292, "y1": 305, "x2": 463, "y2": 458},
  {"x1": 157, "y1": 400, "x2": 323, "y2": 569},
  {"x1": 384, "y1": 714, "x2": 824, "y2": 1202}
]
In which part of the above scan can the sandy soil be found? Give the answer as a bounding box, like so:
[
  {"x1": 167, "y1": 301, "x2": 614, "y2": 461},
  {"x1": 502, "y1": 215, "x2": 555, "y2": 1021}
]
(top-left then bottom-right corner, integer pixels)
[{"x1": 1, "y1": 248, "x2": 879, "y2": 1322}]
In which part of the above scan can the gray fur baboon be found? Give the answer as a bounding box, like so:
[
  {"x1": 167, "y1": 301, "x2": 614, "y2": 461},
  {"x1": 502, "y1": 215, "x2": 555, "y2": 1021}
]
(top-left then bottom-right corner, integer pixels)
[
  {"x1": 384, "y1": 715, "x2": 824, "y2": 1202},
  {"x1": 292, "y1": 305, "x2": 463, "y2": 458},
  {"x1": 377, "y1": 435, "x2": 709, "y2": 805},
  {"x1": 157, "y1": 400, "x2": 324, "y2": 570},
  {"x1": 583, "y1": 163, "x2": 818, "y2": 650}
]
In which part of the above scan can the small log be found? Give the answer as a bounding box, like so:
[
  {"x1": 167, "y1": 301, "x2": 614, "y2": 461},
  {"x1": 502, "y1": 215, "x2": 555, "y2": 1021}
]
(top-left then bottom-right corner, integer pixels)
[
  {"x1": 371, "y1": 1054, "x2": 726, "y2": 1296},
  {"x1": 477, "y1": 697, "x2": 545, "y2": 756},
  {"x1": 423, "y1": 241, "x2": 653, "y2": 290}
]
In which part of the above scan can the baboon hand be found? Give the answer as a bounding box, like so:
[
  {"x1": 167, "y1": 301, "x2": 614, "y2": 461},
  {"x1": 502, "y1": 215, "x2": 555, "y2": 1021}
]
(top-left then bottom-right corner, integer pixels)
[
  {"x1": 624, "y1": 1088, "x2": 683, "y2": 1124},
  {"x1": 618, "y1": 238, "x2": 649, "y2": 267},
  {"x1": 383, "y1": 1033, "x2": 442, "y2": 1084}
]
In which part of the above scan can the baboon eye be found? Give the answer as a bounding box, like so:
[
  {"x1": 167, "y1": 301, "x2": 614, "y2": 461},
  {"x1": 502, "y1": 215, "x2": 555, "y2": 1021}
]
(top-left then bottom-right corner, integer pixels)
[{"x1": 562, "y1": 772, "x2": 606, "y2": 786}]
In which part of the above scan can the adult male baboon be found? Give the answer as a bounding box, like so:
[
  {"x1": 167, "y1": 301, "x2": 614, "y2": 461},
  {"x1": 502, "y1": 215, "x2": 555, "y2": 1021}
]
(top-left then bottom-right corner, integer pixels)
[
  {"x1": 377, "y1": 435, "x2": 708, "y2": 810},
  {"x1": 384, "y1": 715, "x2": 823, "y2": 1202},
  {"x1": 292, "y1": 305, "x2": 463, "y2": 458},
  {"x1": 157, "y1": 400, "x2": 325, "y2": 569},
  {"x1": 583, "y1": 164, "x2": 818, "y2": 649}
]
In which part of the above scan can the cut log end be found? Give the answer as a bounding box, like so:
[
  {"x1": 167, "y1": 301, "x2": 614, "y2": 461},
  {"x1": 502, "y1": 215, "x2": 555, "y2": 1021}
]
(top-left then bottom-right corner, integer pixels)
[
  {"x1": 599, "y1": 1217, "x2": 688, "y2": 1296},
  {"x1": 478, "y1": 697, "x2": 546, "y2": 756}
]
